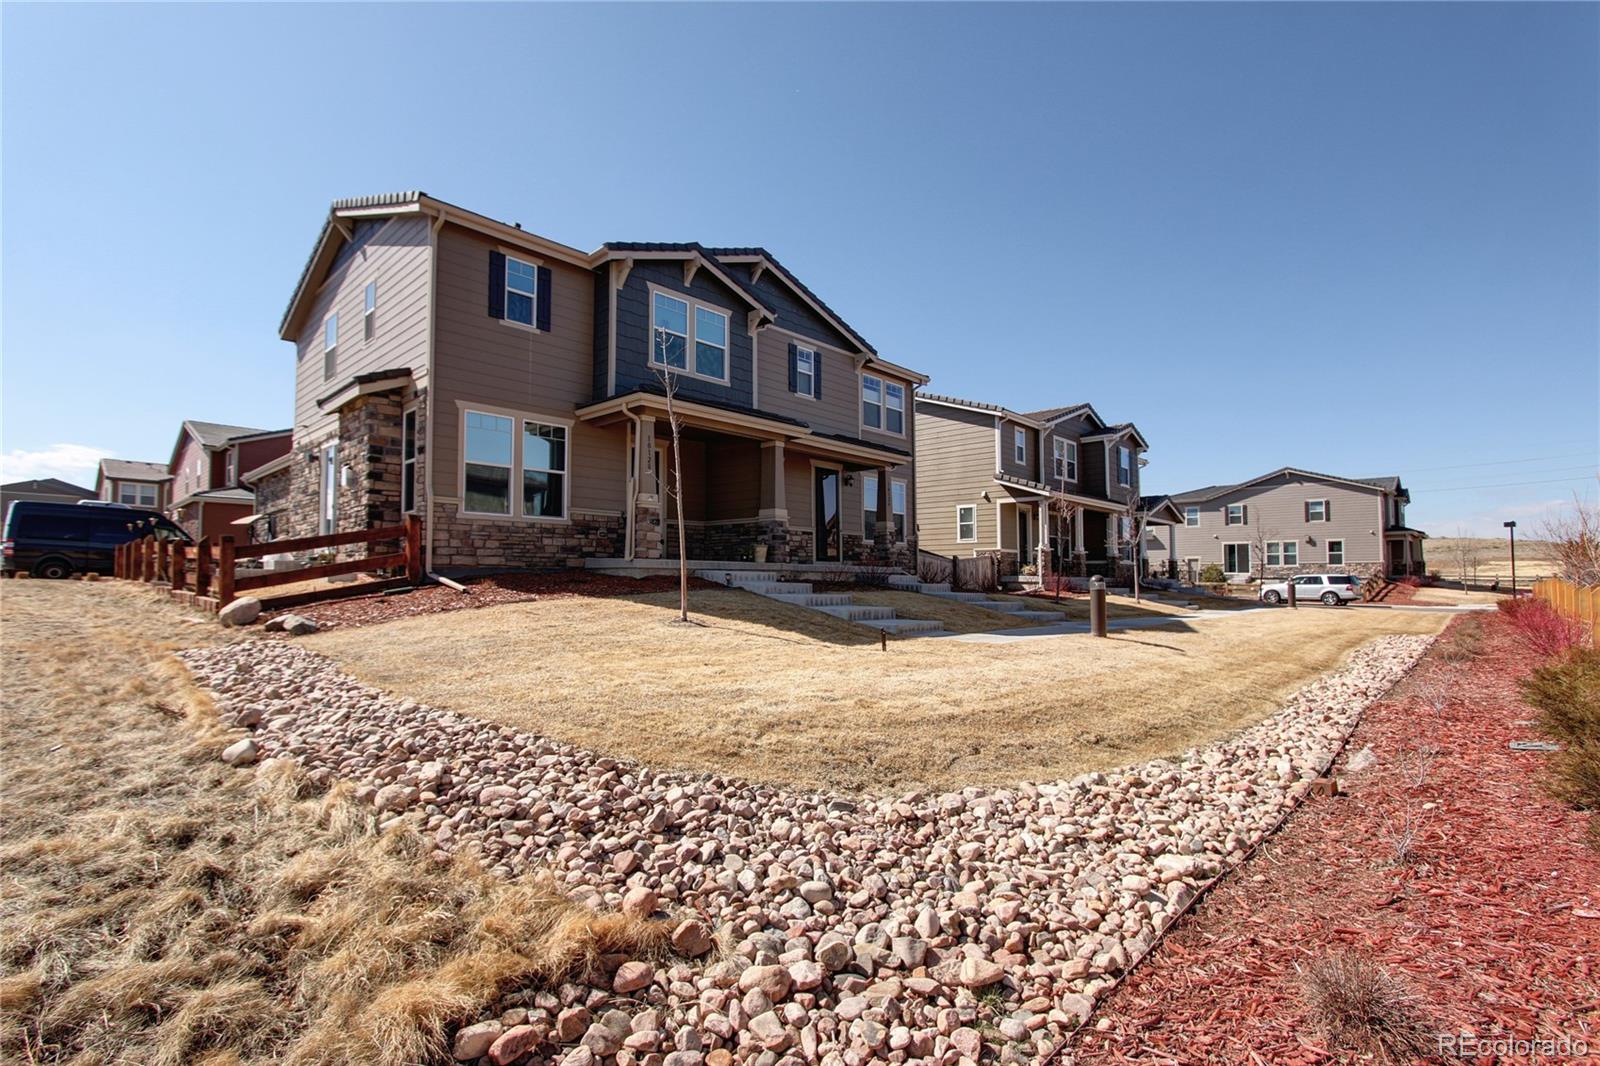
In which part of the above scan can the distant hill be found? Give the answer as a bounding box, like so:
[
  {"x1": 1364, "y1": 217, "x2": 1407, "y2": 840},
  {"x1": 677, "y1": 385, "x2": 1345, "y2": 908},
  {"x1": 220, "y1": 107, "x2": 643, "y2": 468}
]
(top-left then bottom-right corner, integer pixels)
[{"x1": 1427, "y1": 537, "x2": 1558, "y2": 583}]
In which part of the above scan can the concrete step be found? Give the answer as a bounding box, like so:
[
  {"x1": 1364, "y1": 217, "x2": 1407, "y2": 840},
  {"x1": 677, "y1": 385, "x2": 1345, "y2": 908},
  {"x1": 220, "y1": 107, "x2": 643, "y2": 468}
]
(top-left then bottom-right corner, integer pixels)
[
  {"x1": 739, "y1": 581, "x2": 816, "y2": 596},
  {"x1": 1004, "y1": 609, "x2": 1064, "y2": 622},
  {"x1": 861, "y1": 617, "x2": 945, "y2": 636},
  {"x1": 816, "y1": 604, "x2": 897, "y2": 622},
  {"x1": 886, "y1": 574, "x2": 929, "y2": 589},
  {"x1": 767, "y1": 592, "x2": 854, "y2": 608},
  {"x1": 925, "y1": 590, "x2": 995, "y2": 603}
]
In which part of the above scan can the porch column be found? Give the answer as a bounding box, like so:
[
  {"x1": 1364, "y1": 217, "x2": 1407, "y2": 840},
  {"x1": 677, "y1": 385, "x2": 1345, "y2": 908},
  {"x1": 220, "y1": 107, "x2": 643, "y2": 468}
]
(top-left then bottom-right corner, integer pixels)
[
  {"x1": 1403, "y1": 537, "x2": 1413, "y2": 576},
  {"x1": 876, "y1": 466, "x2": 892, "y2": 551},
  {"x1": 631, "y1": 415, "x2": 662, "y2": 560},
  {"x1": 758, "y1": 441, "x2": 788, "y2": 563},
  {"x1": 635, "y1": 416, "x2": 657, "y2": 498}
]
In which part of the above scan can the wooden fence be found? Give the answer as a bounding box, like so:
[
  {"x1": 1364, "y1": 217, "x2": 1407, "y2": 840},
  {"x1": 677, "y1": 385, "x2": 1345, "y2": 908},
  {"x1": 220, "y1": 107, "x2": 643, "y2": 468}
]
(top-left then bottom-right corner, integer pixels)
[
  {"x1": 1532, "y1": 577, "x2": 1599, "y2": 648},
  {"x1": 114, "y1": 515, "x2": 422, "y2": 608},
  {"x1": 915, "y1": 549, "x2": 1000, "y2": 592}
]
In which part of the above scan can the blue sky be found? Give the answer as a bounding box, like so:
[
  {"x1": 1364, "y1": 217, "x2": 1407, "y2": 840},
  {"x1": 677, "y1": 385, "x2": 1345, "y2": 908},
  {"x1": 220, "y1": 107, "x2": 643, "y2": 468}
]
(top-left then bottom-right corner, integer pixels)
[{"x1": 2, "y1": 2, "x2": 1595, "y2": 536}]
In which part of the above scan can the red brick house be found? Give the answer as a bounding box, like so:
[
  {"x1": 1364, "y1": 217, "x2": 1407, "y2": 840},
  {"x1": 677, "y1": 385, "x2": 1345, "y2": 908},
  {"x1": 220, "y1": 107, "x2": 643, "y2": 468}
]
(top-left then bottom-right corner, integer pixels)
[{"x1": 165, "y1": 420, "x2": 291, "y2": 542}]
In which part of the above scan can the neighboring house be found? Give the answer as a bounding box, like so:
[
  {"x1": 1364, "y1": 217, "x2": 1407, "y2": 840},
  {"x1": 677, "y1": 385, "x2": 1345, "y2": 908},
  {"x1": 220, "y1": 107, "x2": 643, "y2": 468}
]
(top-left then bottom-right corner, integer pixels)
[
  {"x1": 95, "y1": 459, "x2": 173, "y2": 510},
  {"x1": 269, "y1": 191, "x2": 928, "y2": 570},
  {"x1": 0, "y1": 478, "x2": 95, "y2": 516},
  {"x1": 913, "y1": 395, "x2": 1149, "y2": 576},
  {"x1": 1149, "y1": 467, "x2": 1426, "y2": 582},
  {"x1": 165, "y1": 421, "x2": 292, "y2": 542}
]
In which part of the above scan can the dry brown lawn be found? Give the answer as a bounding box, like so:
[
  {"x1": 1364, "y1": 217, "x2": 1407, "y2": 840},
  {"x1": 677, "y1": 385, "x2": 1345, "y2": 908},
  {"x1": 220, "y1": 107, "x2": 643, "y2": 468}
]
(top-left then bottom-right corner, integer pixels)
[
  {"x1": 1426, "y1": 537, "x2": 1559, "y2": 583},
  {"x1": 305, "y1": 588, "x2": 1450, "y2": 795},
  {"x1": 0, "y1": 580, "x2": 665, "y2": 1066}
]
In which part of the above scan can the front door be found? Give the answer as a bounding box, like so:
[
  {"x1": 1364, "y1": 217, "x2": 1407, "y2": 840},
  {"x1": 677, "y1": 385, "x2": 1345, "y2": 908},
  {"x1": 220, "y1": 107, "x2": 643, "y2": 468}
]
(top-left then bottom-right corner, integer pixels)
[
  {"x1": 1017, "y1": 508, "x2": 1032, "y2": 566},
  {"x1": 814, "y1": 468, "x2": 840, "y2": 562}
]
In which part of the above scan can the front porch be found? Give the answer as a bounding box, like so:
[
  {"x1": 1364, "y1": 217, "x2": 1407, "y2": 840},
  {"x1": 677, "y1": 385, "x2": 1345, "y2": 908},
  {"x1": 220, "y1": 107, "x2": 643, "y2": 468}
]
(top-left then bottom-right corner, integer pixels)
[
  {"x1": 1386, "y1": 528, "x2": 1428, "y2": 578},
  {"x1": 990, "y1": 475, "x2": 1132, "y2": 579}
]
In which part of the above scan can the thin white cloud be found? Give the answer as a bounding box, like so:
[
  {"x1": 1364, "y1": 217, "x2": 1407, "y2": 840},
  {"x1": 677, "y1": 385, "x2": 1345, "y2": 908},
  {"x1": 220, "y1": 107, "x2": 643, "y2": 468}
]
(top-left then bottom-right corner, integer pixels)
[
  {"x1": 0, "y1": 443, "x2": 107, "y2": 487},
  {"x1": 1420, "y1": 495, "x2": 1590, "y2": 538}
]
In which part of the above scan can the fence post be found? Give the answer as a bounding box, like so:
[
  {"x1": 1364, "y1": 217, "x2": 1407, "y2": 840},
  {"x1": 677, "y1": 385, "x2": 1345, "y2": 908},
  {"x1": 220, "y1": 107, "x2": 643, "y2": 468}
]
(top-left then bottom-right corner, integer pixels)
[
  {"x1": 218, "y1": 536, "x2": 236, "y2": 607},
  {"x1": 950, "y1": 554, "x2": 960, "y2": 592},
  {"x1": 172, "y1": 542, "x2": 187, "y2": 592},
  {"x1": 114, "y1": 544, "x2": 123, "y2": 580},
  {"x1": 404, "y1": 513, "x2": 423, "y2": 585},
  {"x1": 157, "y1": 539, "x2": 170, "y2": 585},
  {"x1": 144, "y1": 536, "x2": 158, "y2": 582},
  {"x1": 196, "y1": 538, "x2": 213, "y2": 598}
]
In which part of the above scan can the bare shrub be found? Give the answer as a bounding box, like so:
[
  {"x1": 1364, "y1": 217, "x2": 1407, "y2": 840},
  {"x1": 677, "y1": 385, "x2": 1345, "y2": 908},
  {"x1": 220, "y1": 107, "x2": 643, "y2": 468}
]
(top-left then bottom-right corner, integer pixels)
[
  {"x1": 1498, "y1": 597, "x2": 1585, "y2": 658},
  {"x1": 1380, "y1": 806, "x2": 1422, "y2": 867},
  {"x1": 1537, "y1": 491, "x2": 1600, "y2": 587},
  {"x1": 1300, "y1": 952, "x2": 1435, "y2": 1062}
]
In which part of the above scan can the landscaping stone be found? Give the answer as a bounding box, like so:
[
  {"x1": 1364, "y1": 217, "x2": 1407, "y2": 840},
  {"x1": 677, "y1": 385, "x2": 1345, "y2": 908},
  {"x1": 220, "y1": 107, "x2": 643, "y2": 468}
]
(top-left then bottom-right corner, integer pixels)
[
  {"x1": 217, "y1": 597, "x2": 261, "y2": 626},
  {"x1": 452, "y1": 1020, "x2": 503, "y2": 1060},
  {"x1": 177, "y1": 633, "x2": 1432, "y2": 1066},
  {"x1": 220, "y1": 738, "x2": 259, "y2": 766}
]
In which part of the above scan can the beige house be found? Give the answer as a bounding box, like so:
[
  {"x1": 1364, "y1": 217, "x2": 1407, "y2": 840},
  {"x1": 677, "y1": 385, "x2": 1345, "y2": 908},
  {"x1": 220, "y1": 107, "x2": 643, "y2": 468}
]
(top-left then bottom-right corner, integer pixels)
[
  {"x1": 913, "y1": 395, "x2": 1148, "y2": 577},
  {"x1": 95, "y1": 459, "x2": 172, "y2": 510},
  {"x1": 1148, "y1": 468, "x2": 1426, "y2": 582},
  {"x1": 270, "y1": 192, "x2": 928, "y2": 571}
]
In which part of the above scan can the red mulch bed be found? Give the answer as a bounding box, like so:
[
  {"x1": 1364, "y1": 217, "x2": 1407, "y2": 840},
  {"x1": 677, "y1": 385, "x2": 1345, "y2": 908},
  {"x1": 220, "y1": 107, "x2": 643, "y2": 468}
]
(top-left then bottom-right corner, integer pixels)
[
  {"x1": 1073, "y1": 612, "x2": 1600, "y2": 1064},
  {"x1": 273, "y1": 571, "x2": 717, "y2": 630}
]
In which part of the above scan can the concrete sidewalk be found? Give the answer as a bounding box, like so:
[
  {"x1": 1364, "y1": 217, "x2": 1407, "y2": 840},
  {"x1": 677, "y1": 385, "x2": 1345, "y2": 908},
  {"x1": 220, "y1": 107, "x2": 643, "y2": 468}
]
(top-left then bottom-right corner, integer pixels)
[{"x1": 942, "y1": 600, "x2": 1489, "y2": 643}]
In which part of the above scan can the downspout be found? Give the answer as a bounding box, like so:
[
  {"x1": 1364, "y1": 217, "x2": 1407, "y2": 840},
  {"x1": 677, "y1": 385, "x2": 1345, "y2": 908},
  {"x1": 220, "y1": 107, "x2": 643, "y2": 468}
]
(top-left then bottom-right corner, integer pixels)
[{"x1": 423, "y1": 207, "x2": 463, "y2": 591}]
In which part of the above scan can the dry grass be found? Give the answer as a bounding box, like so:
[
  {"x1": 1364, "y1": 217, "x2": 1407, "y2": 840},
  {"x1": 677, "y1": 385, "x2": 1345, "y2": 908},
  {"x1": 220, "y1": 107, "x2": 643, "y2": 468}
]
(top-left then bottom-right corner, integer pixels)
[
  {"x1": 304, "y1": 588, "x2": 1449, "y2": 794},
  {"x1": 845, "y1": 589, "x2": 1038, "y2": 633},
  {"x1": 1299, "y1": 952, "x2": 1435, "y2": 1062},
  {"x1": 992, "y1": 591, "x2": 1255, "y2": 620},
  {"x1": 0, "y1": 581, "x2": 666, "y2": 1066},
  {"x1": 1427, "y1": 537, "x2": 1560, "y2": 583},
  {"x1": 1407, "y1": 587, "x2": 1508, "y2": 606}
]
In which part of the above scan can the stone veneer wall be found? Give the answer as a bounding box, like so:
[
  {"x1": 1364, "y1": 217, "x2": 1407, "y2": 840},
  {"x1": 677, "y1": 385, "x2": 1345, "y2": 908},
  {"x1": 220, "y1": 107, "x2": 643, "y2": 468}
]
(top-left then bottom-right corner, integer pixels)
[
  {"x1": 432, "y1": 504, "x2": 624, "y2": 569},
  {"x1": 1258, "y1": 561, "x2": 1385, "y2": 582},
  {"x1": 249, "y1": 467, "x2": 292, "y2": 544}
]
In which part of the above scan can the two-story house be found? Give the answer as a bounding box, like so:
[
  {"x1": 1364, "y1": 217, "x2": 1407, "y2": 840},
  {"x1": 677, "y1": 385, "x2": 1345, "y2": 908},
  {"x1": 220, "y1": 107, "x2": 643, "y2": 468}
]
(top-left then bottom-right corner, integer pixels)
[
  {"x1": 95, "y1": 459, "x2": 172, "y2": 510},
  {"x1": 1149, "y1": 467, "x2": 1426, "y2": 581},
  {"x1": 165, "y1": 420, "x2": 292, "y2": 542},
  {"x1": 913, "y1": 396, "x2": 1150, "y2": 576},
  {"x1": 268, "y1": 192, "x2": 928, "y2": 571}
]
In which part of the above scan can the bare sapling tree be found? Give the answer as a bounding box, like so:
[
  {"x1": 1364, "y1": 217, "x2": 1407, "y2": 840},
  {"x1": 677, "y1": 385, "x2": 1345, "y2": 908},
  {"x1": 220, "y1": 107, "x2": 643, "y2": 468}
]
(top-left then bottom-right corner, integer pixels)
[
  {"x1": 652, "y1": 363, "x2": 690, "y2": 622},
  {"x1": 1044, "y1": 497, "x2": 1080, "y2": 602},
  {"x1": 1248, "y1": 522, "x2": 1280, "y2": 585},
  {"x1": 1121, "y1": 494, "x2": 1150, "y2": 602},
  {"x1": 1537, "y1": 488, "x2": 1600, "y2": 587},
  {"x1": 1445, "y1": 528, "x2": 1486, "y2": 586}
]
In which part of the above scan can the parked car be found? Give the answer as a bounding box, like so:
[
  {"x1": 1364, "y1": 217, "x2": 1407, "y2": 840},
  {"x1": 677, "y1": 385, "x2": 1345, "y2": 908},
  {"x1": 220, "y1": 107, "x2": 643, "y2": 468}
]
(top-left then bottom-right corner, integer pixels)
[
  {"x1": 2, "y1": 500, "x2": 190, "y2": 579},
  {"x1": 1259, "y1": 573, "x2": 1361, "y2": 606}
]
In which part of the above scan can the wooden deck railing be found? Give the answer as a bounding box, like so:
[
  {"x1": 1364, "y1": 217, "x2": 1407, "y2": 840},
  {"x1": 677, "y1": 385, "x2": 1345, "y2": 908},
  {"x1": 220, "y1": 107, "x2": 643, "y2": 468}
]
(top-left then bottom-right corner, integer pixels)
[
  {"x1": 1533, "y1": 577, "x2": 1599, "y2": 648},
  {"x1": 114, "y1": 515, "x2": 423, "y2": 607}
]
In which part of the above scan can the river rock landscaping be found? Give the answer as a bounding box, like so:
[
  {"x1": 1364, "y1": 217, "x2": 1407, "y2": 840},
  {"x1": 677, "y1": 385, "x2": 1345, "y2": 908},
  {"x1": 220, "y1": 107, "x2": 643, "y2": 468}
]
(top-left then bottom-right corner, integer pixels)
[{"x1": 176, "y1": 633, "x2": 1432, "y2": 1066}]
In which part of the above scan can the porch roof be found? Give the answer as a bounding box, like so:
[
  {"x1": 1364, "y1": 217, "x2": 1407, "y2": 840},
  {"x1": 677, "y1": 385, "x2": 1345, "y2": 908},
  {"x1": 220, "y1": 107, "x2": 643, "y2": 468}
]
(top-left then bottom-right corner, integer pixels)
[{"x1": 991, "y1": 472, "x2": 1126, "y2": 513}]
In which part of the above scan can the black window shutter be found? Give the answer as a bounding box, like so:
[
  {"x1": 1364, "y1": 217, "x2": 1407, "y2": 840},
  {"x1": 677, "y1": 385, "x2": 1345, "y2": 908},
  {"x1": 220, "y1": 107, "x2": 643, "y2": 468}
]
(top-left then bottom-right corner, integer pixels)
[
  {"x1": 488, "y1": 251, "x2": 506, "y2": 319},
  {"x1": 536, "y1": 266, "x2": 552, "y2": 331},
  {"x1": 788, "y1": 342, "x2": 798, "y2": 393},
  {"x1": 1324, "y1": 500, "x2": 1332, "y2": 521},
  {"x1": 812, "y1": 349, "x2": 821, "y2": 399}
]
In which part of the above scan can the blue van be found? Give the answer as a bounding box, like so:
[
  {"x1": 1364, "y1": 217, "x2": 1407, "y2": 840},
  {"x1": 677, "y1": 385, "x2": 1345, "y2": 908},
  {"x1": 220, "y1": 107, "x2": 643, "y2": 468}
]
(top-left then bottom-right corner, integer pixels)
[{"x1": 2, "y1": 501, "x2": 191, "y2": 579}]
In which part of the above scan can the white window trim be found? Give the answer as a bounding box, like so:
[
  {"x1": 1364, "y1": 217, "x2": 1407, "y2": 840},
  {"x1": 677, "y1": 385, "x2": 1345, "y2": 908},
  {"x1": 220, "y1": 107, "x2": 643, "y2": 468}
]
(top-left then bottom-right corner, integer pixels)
[
  {"x1": 504, "y1": 255, "x2": 540, "y2": 331},
  {"x1": 1013, "y1": 427, "x2": 1027, "y2": 465},
  {"x1": 1327, "y1": 539, "x2": 1345, "y2": 565},
  {"x1": 1117, "y1": 445, "x2": 1133, "y2": 488},
  {"x1": 862, "y1": 472, "x2": 880, "y2": 541},
  {"x1": 118, "y1": 483, "x2": 158, "y2": 507},
  {"x1": 1225, "y1": 504, "x2": 1246, "y2": 526},
  {"x1": 648, "y1": 284, "x2": 731, "y2": 385},
  {"x1": 323, "y1": 312, "x2": 338, "y2": 380},
  {"x1": 1222, "y1": 541, "x2": 1251, "y2": 573},
  {"x1": 859, "y1": 372, "x2": 906, "y2": 437},
  {"x1": 1265, "y1": 541, "x2": 1299, "y2": 567},
  {"x1": 1306, "y1": 498, "x2": 1329, "y2": 523},
  {"x1": 401, "y1": 404, "x2": 418, "y2": 514},
  {"x1": 956, "y1": 503, "x2": 978, "y2": 543},
  {"x1": 520, "y1": 419, "x2": 570, "y2": 521},
  {"x1": 364, "y1": 280, "x2": 377, "y2": 341},
  {"x1": 890, "y1": 477, "x2": 908, "y2": 545},
  {"x1": 1053, "y1": 437, "x2": 1078, "y2": 483},
  {"x1": 795, "y1": 346, "x2": 817, "y2": 400},
  {"x1": 1184, "y1": 505, "x2": 1200, "y2": 527},
  {"x1": 458, "y1": 403, "x2": 575, "y2": 522}
]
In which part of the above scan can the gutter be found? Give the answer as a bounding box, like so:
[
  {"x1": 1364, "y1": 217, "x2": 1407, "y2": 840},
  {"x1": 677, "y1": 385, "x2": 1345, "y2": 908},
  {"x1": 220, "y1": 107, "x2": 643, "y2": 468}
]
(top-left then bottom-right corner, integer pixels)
[{"x1": 422, "y1": 207, "x2": 461, "y2": 594}]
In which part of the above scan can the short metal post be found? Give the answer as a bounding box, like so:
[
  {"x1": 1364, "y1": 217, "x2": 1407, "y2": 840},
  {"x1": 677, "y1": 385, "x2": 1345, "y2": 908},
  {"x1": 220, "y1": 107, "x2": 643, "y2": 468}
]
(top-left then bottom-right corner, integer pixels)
[
  {"x1": 1089, "y1": 575, "x2": 1107, "y2": 638},
  {"x1": 1287, "y1": 578, "x2": 1297, "y2": 609}
]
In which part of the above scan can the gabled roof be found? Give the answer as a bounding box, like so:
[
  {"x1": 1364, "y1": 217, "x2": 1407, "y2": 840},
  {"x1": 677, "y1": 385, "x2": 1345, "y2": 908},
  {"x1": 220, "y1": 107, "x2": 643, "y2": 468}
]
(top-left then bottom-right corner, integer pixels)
[
  {"x1": 1137, "y1": 495, "x2": 1187, "y2": 525},
  {"x1": 1, "y1": 478, "x2": 95, "y2": 496},
  {"x1": 1170, "y1": 467, "x2": 1410, "y2": 504},
  {"x1": 1022, "y1": 403, "x2": 1107, "y2": 429},
  {"x1": 1081, "y1": 421, "x2": 1151, "y2": 450},
  {"x1": 168, "y1": 421, "x2": 290, "y2": 473},
  {"x1": 98, "y1": 459, "x2": 172, "y2": 482},
  {"x1": 706, "y1": 246, "x2": 877, "y2": 357},
  {"x1": 916, "y1": 393, "x2": 1042, "y2": 427}
]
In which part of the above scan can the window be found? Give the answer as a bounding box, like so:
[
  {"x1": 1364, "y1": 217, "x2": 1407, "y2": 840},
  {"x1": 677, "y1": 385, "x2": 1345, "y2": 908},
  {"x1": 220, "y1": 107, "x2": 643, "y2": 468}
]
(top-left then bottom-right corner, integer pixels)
[
  {"x1": 463, "y1": 411, "x2": 514, "y2": 515},
  {"x1": 651, "y1": 292, "x2": 729, "y2": 382},
  {"x1": 506, "y1": 257, "x2": 537, "y2": 326},
  {"x1": 862, "y1": 375, "x2": 883, "y2": 429},
  {"x1": 1053, "y1": 438, "x2": 1077, "y2": 481},
  {"x1": 1226, "y1": 504, "x2": 1246, "y2": 525},
  {"x1": 1224, "y1": 543, "x2": 1250, "y2": 573},
  {"x1": 1014, "y1": 427, "x2": 1027, "y2": 464},
  {"x1": 694, "y1": 306, "x2": 727, "y2": 380},
  {"x1": 118, "y1": 483, "x2": 157, "y2": 507},
  {"x1": 1184, "y1": 505, "x2": 1200, "y2": 527},
  {"x1": 323, "y1": 313, "x2": 338, "y2": 380},
  {"x1": 795, "y1": 347, "x2": 815, "y2": 398},
  {"x1": 521, "y1": 421, "x2": 567, "y2": 518},
  {"x1": 1327, "y1": 539, "x2": 1345, "y2": 565},
  {"x1": 320, "y1": 442, "x2": 338, "y2": 535},
  {"x1": 957, "y1": 504, "x2": 977, "y2": 543},
  {"x1": 401, "y1": 408, "x2": 417, "y2": 513},
  {"x1": 1306, "y1": 498, "x2": 1328, "y2": 523},
  {"x1": 364, "y1": 281, "x2": 377, "y2": 340},
  {"x1": 885, "y1": 382, "x2": 905, "y2": 434},
  {"x1": 225, "y1": 452, "x2": 237, "y2": 485},
  {"x1": 891, "y1": 479, "x2": 907, "y2": 543},
  {"x1": 1118, "y1": 515, "x2": 1132, "y2": 540},
  {"x1": 1266, "y1": 541, "x2": 1299, "y2": 566},
  {"x1": 863, "y1": 474, "x2": 879, "y2": 541},
  {"x1": 1117, "y1": 445, "x2": 1133, "y2": 487}
]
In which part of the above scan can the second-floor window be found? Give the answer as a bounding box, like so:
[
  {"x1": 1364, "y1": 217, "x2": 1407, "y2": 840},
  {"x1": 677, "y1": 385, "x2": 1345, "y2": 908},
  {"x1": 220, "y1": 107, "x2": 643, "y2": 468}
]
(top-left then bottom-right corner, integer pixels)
[
  {"x1": 118, "y1": 483, "x2": 157, "y2": 507},
  {"x1": 1053, "y1": 438, "x2": 1077, "y2": 481},
  {"x1": 651, "y1": 292, "x2": 729, "y2": 382},
  {"x1": 1306, "y1": 498, "x2": 1328, "y2": 522},
  {"x1": 861, "y1": 375, "x2": 904, "y2": 434},
  {"x1": 225, "y1": 452, "x2": 237, "y2": 485},
  {"x1": 1014, "y1": 427, "x2": 1027, "y2": 464},
  {"x1": 1184, "y1": 505, "x2": 1200, "y2": 527},
  {"x1": 1226, "y1": 503, "x2": 1246, "y2": 525},
  {"x1": 364, "y1": 280, "x2": 377, "y2": 340},
  {"x1": 506, "y1": 257, "x2": 538, "y2": 326},
  {"x1": 795, "y1": 347, "x2": 815, "y2": 397},
  {"x1": 323, "y1": 313, "x2": 338, "y2": 380},
  {"x1": 1118, "y1": 445, "x2": 1133, "y2": 487}
]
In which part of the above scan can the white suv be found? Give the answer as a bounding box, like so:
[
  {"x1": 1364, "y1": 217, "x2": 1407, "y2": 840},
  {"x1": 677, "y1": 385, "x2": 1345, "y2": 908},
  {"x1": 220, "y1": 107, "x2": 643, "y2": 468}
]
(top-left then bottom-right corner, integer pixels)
[{"x1": 1260, "y1": 573, "x2": 1361, "y2": 606}]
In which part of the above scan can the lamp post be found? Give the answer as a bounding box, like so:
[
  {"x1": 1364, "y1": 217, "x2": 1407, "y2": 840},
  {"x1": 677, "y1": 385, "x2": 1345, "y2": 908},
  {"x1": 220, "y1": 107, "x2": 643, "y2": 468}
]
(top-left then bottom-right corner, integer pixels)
[{"x1": 1504, "y1": 520, "x2": 1517, "y2": 595}]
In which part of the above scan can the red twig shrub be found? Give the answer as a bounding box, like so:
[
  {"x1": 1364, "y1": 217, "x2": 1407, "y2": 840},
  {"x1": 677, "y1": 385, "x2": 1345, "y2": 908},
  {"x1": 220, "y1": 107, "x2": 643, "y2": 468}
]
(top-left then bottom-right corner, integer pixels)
[
  {"x1": 1521, "y1": 648, "x2": 1600, "y2": 848},
  {"x1": 1498, "y1": 597, "x2": 1585, "y2": 658}
]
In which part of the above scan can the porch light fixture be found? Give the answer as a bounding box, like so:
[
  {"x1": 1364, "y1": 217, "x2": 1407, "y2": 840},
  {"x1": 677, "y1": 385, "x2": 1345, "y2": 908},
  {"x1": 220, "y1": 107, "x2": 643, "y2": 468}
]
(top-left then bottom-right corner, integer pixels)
[
  {"x1": 1305, "y1": 535, "x2": 1316, "y2": 546},
  {"x1": 843, "y1": 473, "x2": 854, "y2": 487}
]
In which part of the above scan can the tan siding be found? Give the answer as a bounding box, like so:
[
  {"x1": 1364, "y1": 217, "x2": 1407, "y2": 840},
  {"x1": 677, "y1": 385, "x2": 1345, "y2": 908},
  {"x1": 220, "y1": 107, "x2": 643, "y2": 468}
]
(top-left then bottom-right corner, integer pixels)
[
  {"x1": 432, "y1": 223, "x2": 623, "y2": 515},
  {"x1": 1040, "y1": 415, "x2": 1093, "y2": 493},
  {"x1": 292, "y1": 215, "x2": 433, "y2": 446},
  {"x1": 912, "y1": 403, "x2": 1000, "y2": 556},
  {"x1": 1167, "y1": 475, "x2": 1386, "y2": 567},
  {"x1": 997, "y1": 418, "x2": 1039, "y2": 482}
]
